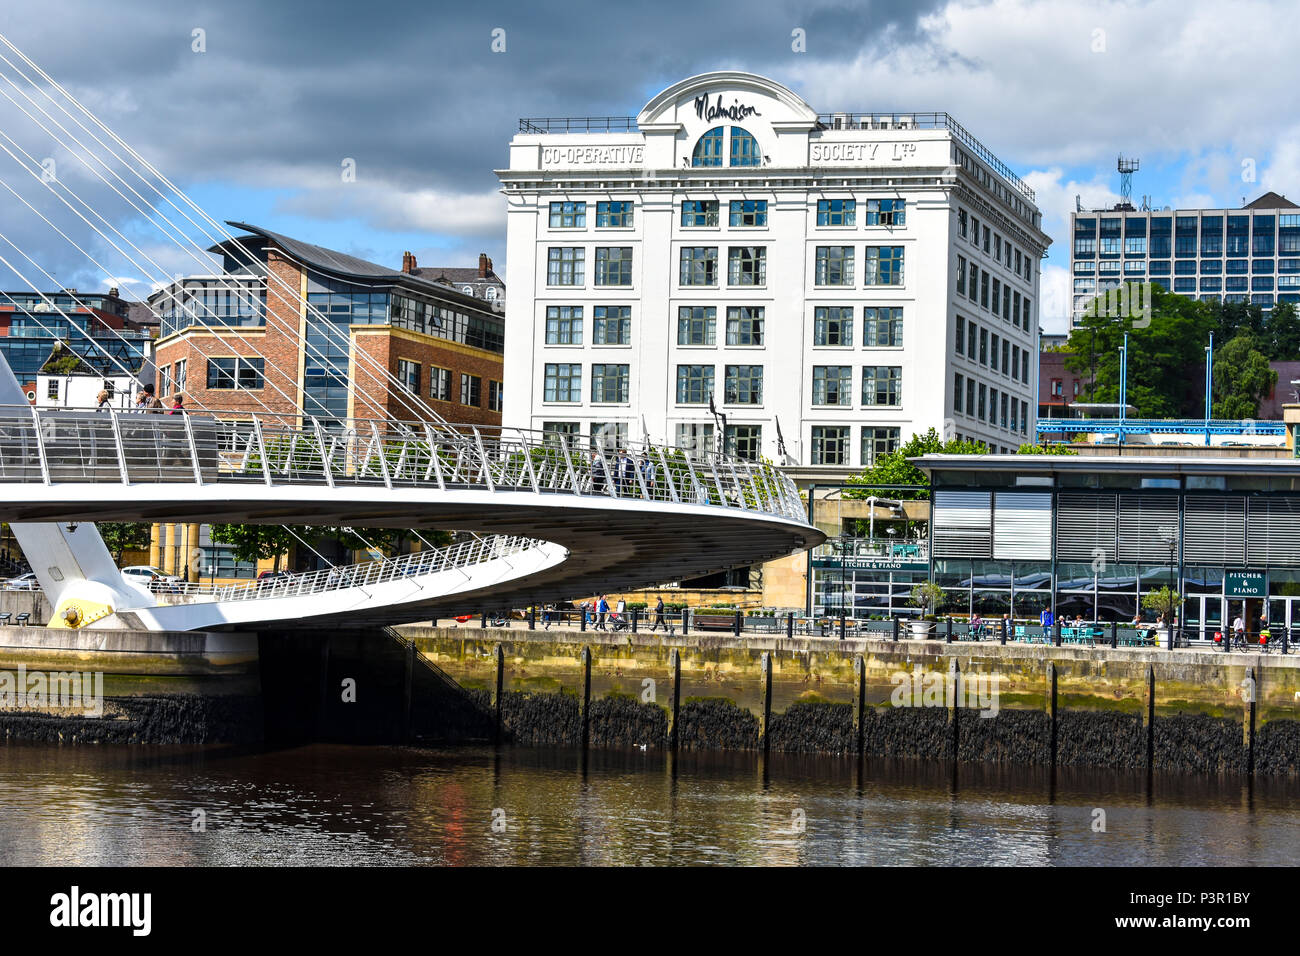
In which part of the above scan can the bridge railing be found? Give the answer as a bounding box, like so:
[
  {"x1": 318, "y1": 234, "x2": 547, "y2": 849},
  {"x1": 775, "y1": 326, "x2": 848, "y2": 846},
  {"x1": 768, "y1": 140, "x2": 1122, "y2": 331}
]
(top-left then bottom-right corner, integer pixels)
[
  {"x1": 152, "y1": 534, "x2": 545, "y2": 605},
  {"x1": 0, "y1": 406, "x2": 807, "y2": 525}
]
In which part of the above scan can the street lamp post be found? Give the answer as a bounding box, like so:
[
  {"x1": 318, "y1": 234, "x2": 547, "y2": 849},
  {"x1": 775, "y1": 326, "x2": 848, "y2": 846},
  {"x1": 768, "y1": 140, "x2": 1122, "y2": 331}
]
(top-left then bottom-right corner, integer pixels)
[{"x1": 1157, "y1": 525, "x2": 1177, "y2": 647}]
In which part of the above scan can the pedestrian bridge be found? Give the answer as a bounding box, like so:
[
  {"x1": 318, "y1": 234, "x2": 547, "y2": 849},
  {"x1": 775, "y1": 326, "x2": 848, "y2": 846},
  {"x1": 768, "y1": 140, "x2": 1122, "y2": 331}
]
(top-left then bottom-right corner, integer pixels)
[{"x1": 0, "y1": 406, "x2": 821, "y2": 630}]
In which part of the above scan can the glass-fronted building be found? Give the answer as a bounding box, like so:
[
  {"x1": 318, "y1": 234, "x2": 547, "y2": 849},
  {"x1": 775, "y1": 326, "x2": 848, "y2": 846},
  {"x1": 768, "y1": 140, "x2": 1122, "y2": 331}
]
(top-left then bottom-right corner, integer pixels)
[
  {"x1": 1070, "y1": 191, "x2": 1300, "y2": 326},
  {"x1": 913, "y1": 454, "x2": 1300, "y2": 639},
  {"x1": 0, "y1": 289, "x2": 152, "y2": 384}
]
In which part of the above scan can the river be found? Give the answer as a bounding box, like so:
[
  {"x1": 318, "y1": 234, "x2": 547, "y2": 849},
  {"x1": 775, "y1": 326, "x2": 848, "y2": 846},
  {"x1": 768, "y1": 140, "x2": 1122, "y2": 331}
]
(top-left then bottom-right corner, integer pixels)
[{"x1": 1, "y1": 742, "x2": 1296, "y2": 866}]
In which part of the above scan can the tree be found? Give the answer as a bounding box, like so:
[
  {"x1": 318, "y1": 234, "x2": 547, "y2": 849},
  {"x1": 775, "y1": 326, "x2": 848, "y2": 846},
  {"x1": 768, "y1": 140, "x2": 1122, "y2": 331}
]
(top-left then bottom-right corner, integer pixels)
[
  {"x1": 1211, "y1": 334, "x2": 1276, "y2": 418},
  {"x1": 1265, "y1": 302, "x2": 1300, "y2": 360},
  {"x1": 97, "y1": 522, "x2": 151, "y2": 563},
  {"x1": 1141, "y1": 586, "x2": 1181, "y2": 627},
  {"x1": 209, "y1": 524, "x2": 300, "y2": 571},
  {"x1": 1016, "y1": 442, "x2": 1077, "y2": 455},
  {"x1": 909, "y1": 581, "x2": 945, "y2": 620},
  {"x1": 1064, "y1": 286, "x2": 1216, "y2": 417},
  {"x1": 844, "y1": 428, "x2": 988, "y2": 500}
]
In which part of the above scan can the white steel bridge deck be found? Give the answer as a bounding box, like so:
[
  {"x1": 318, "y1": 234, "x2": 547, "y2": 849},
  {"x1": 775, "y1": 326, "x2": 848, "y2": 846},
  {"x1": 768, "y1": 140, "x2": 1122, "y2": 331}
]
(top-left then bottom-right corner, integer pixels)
[{"x1": 0, "y1": 407, "x2": 821, "y2": 630}]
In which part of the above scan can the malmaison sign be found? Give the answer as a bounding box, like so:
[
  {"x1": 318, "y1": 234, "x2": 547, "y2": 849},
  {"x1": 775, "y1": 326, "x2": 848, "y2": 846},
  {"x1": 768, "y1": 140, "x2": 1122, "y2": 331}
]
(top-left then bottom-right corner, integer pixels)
[{"x1": 693, "y1": 94, "x2": 761, "y2": 123}]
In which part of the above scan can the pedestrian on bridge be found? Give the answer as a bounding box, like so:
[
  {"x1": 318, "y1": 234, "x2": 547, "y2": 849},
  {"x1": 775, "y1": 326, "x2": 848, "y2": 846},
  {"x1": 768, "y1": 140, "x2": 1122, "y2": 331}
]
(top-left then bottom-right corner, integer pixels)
[
  {"x1": 591, "y1": 452, "x2": 607, "y2": 495},
  {"x1": 649, "y1": 596, "x2": 669, "y2": 633}
]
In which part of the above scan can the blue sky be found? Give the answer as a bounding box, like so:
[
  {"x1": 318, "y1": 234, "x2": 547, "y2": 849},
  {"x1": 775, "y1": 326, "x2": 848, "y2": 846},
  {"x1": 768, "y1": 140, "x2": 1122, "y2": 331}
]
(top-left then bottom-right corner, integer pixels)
[{"x1": 0, "y1": 0, "x2": 1297, "y2": 332}]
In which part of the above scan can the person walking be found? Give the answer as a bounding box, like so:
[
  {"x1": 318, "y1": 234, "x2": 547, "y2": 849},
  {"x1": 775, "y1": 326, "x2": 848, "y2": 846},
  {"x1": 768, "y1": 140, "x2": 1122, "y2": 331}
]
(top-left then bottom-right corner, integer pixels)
[
  {"x1": 590, "y1": 451, "x2": 606, "y2": 495},
  {"x1": 1040, "y1": 606, "x2": 1054, "y2": 641},
  {"x1": 95, "y1": 388, "x2": 111, "y2": 412},
  {"x1": 596, "y1": 594, "x2": 610, "y2": 631},
  {"x1": 639, "y1": 454, "x2": 657, "y2": 497},
  {"x1": 619, "y1": 449, "x2": 636, "y2": 497},
  {"x1": 168, "y1": 394, "x2": 185, "y2": 415},
  {"x1": 650, "y1": 596, "x2": 668, "y2": 632}
]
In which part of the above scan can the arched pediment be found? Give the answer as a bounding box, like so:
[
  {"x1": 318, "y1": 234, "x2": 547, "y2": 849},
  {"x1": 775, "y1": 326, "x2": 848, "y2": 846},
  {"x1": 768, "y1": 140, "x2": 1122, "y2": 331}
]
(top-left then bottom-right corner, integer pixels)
[{"x1": 637, "y1": 71, "x2": 818, "y2": 129}]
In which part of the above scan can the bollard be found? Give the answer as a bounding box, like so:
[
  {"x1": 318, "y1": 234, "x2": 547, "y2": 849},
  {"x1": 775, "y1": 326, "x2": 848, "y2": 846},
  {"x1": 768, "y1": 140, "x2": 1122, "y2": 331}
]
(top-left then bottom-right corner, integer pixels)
[
  {"x1": 528, "y1": 605, "x2": 536, "y2": 631},
  {"x1": 945, "y1": 616, "x2": 952, "y2": 643},
  {"x1": 853, "y1": 655, "x2": 866, "y2": 754},
  {"x1": 1053, "y1": 622, "x2": 1062, "y2": 647},
  {"x1": 1285, "y1": 625, "x2": 1291, "y2": 656},
  {"x1": 493, "y1": 643, "x2": 505, "y2": 743},
  {"x1": 786, "y1": 612, "x2": 794, "y2": 639},
  {"x1": 1000, "y1": 617, "x2": 1007, "y2": 645},
  {"x1": 1111, "y1": 621, "x2": 1118, "y2": 649},
  {"x1": 839, "y1": 613, "x2": 846, "y2": 642},
  {"x1": 734, "y1": 610, "x2": 742, "y2": 637},
  {"x1": 480, "y1": 612, "x2": 487, "y2": 629},
  {"x1": 892, "y1": 616, "x2": 900, "y2": 642},
  {"x1": 631, "y1": 609, "x2": 638, "y2": 634},
  {"x1": 579, "y1": 646, "x2": 592, "y2": 752},
  {"x1": 758, "y1": 652, "x2": 773, "y2": 754},
  {"x1": 682, "y1": 607, "x2": 690, "y2": 635},
  {"x1": 667, "y1": 648, "x2": 681, "y2": 750},
  {"x1": 580, "y1": 608, "x2": 587, "y2": 632}
]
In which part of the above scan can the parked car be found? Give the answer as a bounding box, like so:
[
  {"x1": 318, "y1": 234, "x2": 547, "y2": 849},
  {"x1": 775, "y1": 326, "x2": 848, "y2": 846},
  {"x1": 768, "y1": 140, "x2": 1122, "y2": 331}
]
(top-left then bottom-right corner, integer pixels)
[
  {"x1": 121, "y1": 566, "x2": 183, "y2": 591},
  {"x1": 255, "y1": 570, "x2": 293, "y2": 587},
  {"x1": 3, "y1": 572, "x2": 39, "y2": 590}
]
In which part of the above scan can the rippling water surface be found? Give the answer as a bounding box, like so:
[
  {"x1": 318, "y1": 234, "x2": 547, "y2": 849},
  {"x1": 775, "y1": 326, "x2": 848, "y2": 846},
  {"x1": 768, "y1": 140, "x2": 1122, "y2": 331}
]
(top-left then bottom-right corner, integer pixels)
[{"x1": 0, "y1": 743, "x2": 1295, "y2": 865}]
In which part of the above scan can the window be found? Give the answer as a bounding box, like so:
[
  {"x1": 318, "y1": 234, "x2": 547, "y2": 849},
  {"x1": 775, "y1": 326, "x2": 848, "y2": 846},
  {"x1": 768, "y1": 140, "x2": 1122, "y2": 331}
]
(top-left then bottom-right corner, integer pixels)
[
  {"x1": 726, "y1": 306, "x2": 764, "y2": 345},
  {"x1": 730, "y1": 126, "x2": 761, "y2": 166},
  {"x1": 676, "y1": 365, "x2": 714, "y2": 404},
  {"x1": 982, "y1": 225, "x2": 990, "y2": 253},
  {"x1": 1051, "y1": 378, "x2": 1063, "y2": 397},
  {"x1": 729, "y1": 200, "x2": 767, "y2": 227},
  {"x1": 680, "y1": 247, "x2": 718, "y2": 285},
  {"x1": 724, "y1": 365, "x2": 763, "y2": 404},
  {"x1": 593, "y1": 305, "x2": 631, "y2": 345},
  {"x1": 727, "y1": 246, "x2": 766, "y2": 285},
  {"x1": 992, "y1": 278, "x2": 1001, "y2": 315},
  {"x1": 595, "y1": 247, "x2": 633, "y2": 286},
  {"x1": 590, "y1": 422, "x2": 628, "y2": 452},
  {"x1": 548, "y1": 201, "x2": 586, "y2": 228},
  {"x1": 863, "y1": 307, "x2": 903, "y2": 347},
  {"x1": 681, "y1": 200, "x2": 719, "y2": 227},
  {"x1": 967, "y1": 320, "x2": 978, "y2": 361},
  {"x1": 866, "y1": 198, "x2": 905, "y2": 226},
  {"x1": 46, "y1": 379, "x2": 58, "y2": 400},
  {"x1": 817, "y1": 199, "x2": 856, "y2": 227},
  {"x1": 1002, "y1": 340, "x2": 1010, "y2": 374},
  {"x1": 591, "y1": 364, "x2": 630, "y2": 403},
  {"x1": 206, "y1": 357, "x2": 264, "y2": 390},
  {"x1": 861, "y1": 427, "x2": 900, "y2": 467},
  {"x1": 1003, "y1": 285, "x2": 1012, "y2": 319},
  {"x1": 994, "y1": 235, "x2": 1001, "y2": 261},
  {"x1": 980, "y1": 271, "x2": 989, "y2": 309},
  {"x1": 174, "y1": 359, "x2": 187, "y2": 392},
  {"x1": 692, "y1": 127, "x2": 724, "y2": 167},
  {"x1": 677, "y1": 306, "x2": 716, "y2": 345},
  {"x1": 488, "y1": 380, "x2": 503, "y2": 413},
  {"x1": 955, "y1": 315, "x2": 965, "y2": 355},
  {"x1": 545, "y1": 305, "x2": 583, "y2": 344},
  {"x1": 397, "y1": 359, "x2": 420, "y2": 394},
  {"x1": 954, "y1": 373, "x2": 964, "y2": 413},
  {"x1": 1074, "y1": 237, "x2": 1096, "y2": 256},
  {"x1": 861, "y1": 366, "x2": 901, "y2": 406},
  {"x1": 596, "y1": 201, "x2": 633, "y2": 228},
  {"x1": 725, "y1": 424, "x2": 762, "y2": 461},
  {"x1": 958, "y1": 208, "x2": 968, "y2": 238},
  {"x1": 811, "y1": 426, "x2": 849, "y2": 465},
  {"x1": 816, "y1": 246, "x2": 854, "y2": 285},
  {"x1": 971, "y1": 216, "x2": 980, "y2": 246},
  {"x1": 543, "y1": 422, "x2": 580, "y2": 448},
  {"x1": 813, "y1": 306, "x2": 853, "y2": 346},
  {"x1": 979, "y1": 327, "x2": 989, "y2": 365},
  {"x1": 957, "y1": 255, "x2": 967, "y2": 295},
  {"x1": 547, "y1": 247, "x2": 585, "y2": 285},
  {"x1": 676, "y1": 422, "x2": 715, "y2": 455},
  {"x1": 812, "y1": 365, "x2": 852, "y2": 406},
  {"x1": 159, "y1": 365, "x2": 172, "y2": 396},
  {"x1": 990, "y1": 333, "x2": 1000, "y2": 371},
  {"x1": 460, "y1": 373, "x2": 481, "y2": 407},
  {"x1": 968, "y1": 263, "x2": 979, "y2": 303},
  {"x1": 430, "y1": 366, "x2": 452, "y2": 401},
  {"x1": 543, "y1": 363, "x2": 581, "y2": 402},
  {"x1": 863, "y1": 246, "x2": 904, "y2": 285}
]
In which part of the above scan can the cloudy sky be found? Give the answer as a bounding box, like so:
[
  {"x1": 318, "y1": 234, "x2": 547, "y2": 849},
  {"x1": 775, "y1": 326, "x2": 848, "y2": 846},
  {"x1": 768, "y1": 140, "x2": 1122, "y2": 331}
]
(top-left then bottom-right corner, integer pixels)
[{"x1": 0, "y1": 0, "x2": 1298, "y2": 332}]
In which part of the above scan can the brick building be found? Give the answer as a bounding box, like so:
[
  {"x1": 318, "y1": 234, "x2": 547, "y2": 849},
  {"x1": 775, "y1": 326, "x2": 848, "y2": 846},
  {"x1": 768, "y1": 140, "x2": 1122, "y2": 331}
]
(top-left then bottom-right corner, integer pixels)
[{"x1": 150, "y1": 223, "x2": 505, "y2": 428}]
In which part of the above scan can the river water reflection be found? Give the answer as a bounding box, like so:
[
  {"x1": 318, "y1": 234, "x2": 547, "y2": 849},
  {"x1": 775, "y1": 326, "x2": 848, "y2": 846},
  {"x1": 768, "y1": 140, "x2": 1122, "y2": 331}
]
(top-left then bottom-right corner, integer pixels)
[{"x1": 0, "y1": 742, "x2": 1295, "y2": 866}]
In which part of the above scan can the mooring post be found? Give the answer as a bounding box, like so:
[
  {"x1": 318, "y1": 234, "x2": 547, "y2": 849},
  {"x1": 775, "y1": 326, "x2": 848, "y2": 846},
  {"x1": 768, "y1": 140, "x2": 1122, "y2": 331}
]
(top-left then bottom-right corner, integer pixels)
[
  {"x1": 892, "y1": 616, "x2": 900, "y2": 642},
  {"x1": 580, "y1": 607, "x2": 587, "y2": 632},
  {"x1": 839, "y1": 612, "x2": 846, "y2": 642},
  {"x1": 853, "y1": 654, "x2": 867, "y2": 755},
  {"x1": 682, "y1": 607, "x2": 690, "y2": 635},
  {"x1": 480, "y1": 612, "x2": 487, "y2": 629},
  {"x1": 1000, "y1": 617, "x2": 1008, "y2": 646},
  {"x1": 1048, "y1": 662, "x2": 1058, "y2": 769},
  {"x1": 1111, "y1": 621, "x2": 1118, "y2": 649},
  {"x1": 1053, "y1": 621, "x2": 1062, "y2": 646},
  {"x1": 949, "y1": 659, "x2": 961, "y2": 761},
  {"x1": 945, "y1": 616, "x2": 952, "y2": 643},
  {"x1": 786, "y1": 612, "x2": 794, "y2": 639},
  {"x1": 580, "y1": 646, "x2": 592, "y2": 751},
  {"x1": 734, "y1": 610, "x2": 742, "y2": 637},
  {"x1": 402, "y1": 638, "x2": 415, "y2": 743},
  {"x1": 493, "y1": 643, "x2": 505, "y2": 743},
  {"x1": 759, "y1": 651, "x2": 773, "y2": 754},
  {"x1": 1285, "y1": 625, "x2": 1291, "y2": 656},
  {"x1": 528, "y1": 605, "x2": 536, "y2": 631},
  {"x1": 1245, "y1": 665, "x2": 1257, "y2": 776},
  {"x1": 631, "y1": 609, "x2": 638, "y2": 634},
  {"x1": 1145, "y1": 665, "x2": 1156, "y2": 771},
  {"x1": 667, "y1": 648, "x2": 681, "y2": 751}
]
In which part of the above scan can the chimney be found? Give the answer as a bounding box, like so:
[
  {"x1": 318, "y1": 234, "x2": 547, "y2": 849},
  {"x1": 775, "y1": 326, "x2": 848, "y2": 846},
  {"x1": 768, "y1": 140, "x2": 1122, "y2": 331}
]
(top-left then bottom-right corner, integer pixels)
[
  {"x1": 478, "y1": 253, "x2": 491, "y2": 278},
  {"x1": 401, "y1": 251, "x2": 417, "y2": 274}
]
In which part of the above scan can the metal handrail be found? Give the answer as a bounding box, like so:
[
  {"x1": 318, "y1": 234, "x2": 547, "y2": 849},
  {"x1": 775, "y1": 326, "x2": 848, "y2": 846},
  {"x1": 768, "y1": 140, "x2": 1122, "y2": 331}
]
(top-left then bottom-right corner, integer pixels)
[
  {"x1": 152, "y1": 534, "x2": 542, "y2": 605},
  {"x1": 0, "y1": 405, "x2": 808, "y2": 524}
]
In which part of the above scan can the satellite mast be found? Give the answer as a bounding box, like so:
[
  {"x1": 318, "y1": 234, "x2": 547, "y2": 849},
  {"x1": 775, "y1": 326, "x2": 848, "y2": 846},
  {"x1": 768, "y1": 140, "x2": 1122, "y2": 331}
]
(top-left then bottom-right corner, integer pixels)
[{"x1": 1118, "y1": 155, "x2": 1140, "y2": 207}]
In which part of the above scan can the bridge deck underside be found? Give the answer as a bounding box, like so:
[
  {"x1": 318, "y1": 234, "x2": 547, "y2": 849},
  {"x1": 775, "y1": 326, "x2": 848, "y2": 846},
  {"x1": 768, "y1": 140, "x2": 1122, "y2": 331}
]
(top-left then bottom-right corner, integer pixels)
[{"x1": 0, "y1": 485, "x2": 818, "y2": 628}]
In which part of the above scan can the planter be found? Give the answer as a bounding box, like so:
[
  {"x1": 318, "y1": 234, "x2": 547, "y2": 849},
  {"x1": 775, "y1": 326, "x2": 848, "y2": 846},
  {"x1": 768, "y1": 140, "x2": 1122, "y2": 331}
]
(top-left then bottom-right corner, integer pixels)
[{"x1": 908, "y1": 621, "x2": 934, "y2": 638}]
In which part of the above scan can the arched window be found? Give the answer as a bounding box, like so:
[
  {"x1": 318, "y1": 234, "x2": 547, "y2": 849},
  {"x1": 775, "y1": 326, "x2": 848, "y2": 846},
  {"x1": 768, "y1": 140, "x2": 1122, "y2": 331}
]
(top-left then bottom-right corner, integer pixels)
[
  {"x1": 730, "y1": 127, "x2": 760, "y2": 166},
  {"x1": 692, "y1": 127, "x2": 724, "y2": 167}
]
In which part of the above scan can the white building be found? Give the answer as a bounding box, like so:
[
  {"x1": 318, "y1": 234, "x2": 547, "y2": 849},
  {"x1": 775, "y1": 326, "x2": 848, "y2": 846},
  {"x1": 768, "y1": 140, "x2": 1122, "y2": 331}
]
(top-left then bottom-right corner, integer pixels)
[
  {"x1": 1070, "y1": 192, "x2": 1300, "y2": 327},
  {"x1": 498, "y1": 72, "x2": 1048, "y2": 477}
]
